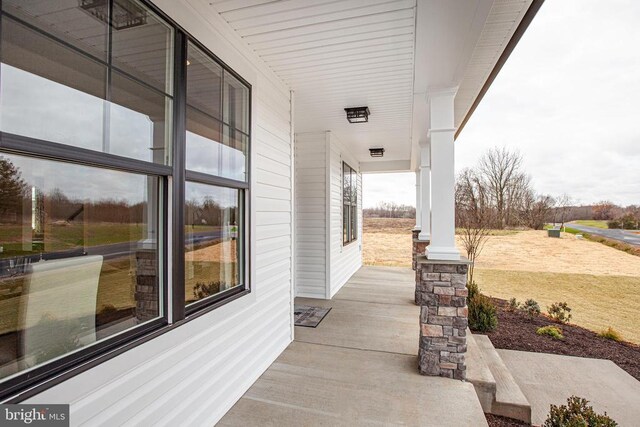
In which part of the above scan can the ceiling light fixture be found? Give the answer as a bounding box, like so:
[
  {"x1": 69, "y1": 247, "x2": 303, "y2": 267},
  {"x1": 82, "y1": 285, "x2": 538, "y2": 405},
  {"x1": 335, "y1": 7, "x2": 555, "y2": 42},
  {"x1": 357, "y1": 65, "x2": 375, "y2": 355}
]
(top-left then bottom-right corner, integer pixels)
[
  {"x1": 80, "y1": 0, "x2": 148, "y2": 30},
  {"x1": 369, "y1": 148, "x2": 385, "y2": 158},
  {"x1": 344, "y1": 106, "x2": 370, "y2": 123}
]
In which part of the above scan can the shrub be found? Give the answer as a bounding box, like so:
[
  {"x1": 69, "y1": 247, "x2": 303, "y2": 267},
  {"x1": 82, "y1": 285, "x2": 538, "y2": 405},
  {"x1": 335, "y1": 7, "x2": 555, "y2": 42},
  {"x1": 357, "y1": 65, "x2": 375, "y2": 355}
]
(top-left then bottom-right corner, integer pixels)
[
  {"x1": 619, "y1": 213, "x2": 638, "y2": 230},
  {"x1": 543, "y1": 396, "x2": 618, "y2": 427},
  {"x1": 468, "y1": 293, "x2": 498, "y2": 332},
  {"x1": 193, "y1": 281, "x2": 224, "y2": 299},
  {"x1": 598, "y1": 327, "x2": 623, "y2": 342},
  {"x1": 467, "y1": 281, "x2": 479, "y2": 301},
  {"x1": 536, "y1": 325, "x2": 563, "y2": 340},
  {"x1": 547, "y1": 302, "x2": 572, "y2": 323},
  {"x1": 508, "y1": 297, "x2": 519, "y2": 312},
  {"x1": 607, "y1": 219, "x2": 621, "y2": 229},
  {"x1": 519, "y1": 298, "x2": 541, "y2": 319}
]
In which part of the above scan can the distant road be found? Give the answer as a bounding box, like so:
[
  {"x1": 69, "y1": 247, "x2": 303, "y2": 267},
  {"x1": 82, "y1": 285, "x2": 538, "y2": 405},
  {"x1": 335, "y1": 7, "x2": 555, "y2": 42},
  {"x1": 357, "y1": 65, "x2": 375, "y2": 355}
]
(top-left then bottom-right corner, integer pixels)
[
  {"x1": 567, "y1": 223, "x2": 640, "y2": 247},
  {"x1": 86, "y1": 230, "x2": 223, "y2": 260}
]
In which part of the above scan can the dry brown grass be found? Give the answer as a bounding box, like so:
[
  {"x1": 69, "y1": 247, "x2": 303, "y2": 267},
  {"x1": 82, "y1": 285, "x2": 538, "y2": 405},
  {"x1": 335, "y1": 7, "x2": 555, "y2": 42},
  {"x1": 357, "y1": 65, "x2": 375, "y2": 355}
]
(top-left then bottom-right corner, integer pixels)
[{"x1": 363, "y1": 217, "x2": 640, "y2": 343}]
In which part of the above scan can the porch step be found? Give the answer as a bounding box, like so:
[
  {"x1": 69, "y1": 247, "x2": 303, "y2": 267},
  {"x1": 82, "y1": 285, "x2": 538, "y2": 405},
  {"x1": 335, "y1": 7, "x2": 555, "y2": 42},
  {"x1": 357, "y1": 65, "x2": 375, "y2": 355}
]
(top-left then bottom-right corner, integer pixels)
[
  {"x1": 466, "y1": 332, "x2": 496, "y2": 412},
  {"x1": 474, "y1": 334, "x2": 532, "y2": 424}
]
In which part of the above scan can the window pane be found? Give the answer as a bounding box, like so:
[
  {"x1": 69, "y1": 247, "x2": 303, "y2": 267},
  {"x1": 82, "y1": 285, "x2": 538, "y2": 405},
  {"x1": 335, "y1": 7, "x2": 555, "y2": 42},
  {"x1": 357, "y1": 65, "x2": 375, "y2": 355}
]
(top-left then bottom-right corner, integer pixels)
[
  {"x1": 343, "y1": 163, "x2": 351, "y2": 205},
  {"x1": 351, "y1": 205, "x2": 358, "y2": 242},
  {"x1": 186, "y1": 41, "x2": 247, "y2": 181},
  {"x1": 0, "y1": 153, "x2": 160, "y2": 381},
  {"x1": 223, "y1": 72, "x2": 249, "y2": 133},
  {"x1": 0, "y1": 13, "x2": 172, "y2": 165},
  {"x1": 110, "y1": 0, "x2": 174, "y2": 94},
  {"x1": 187, "y1": 43, "x2": 222, "y2": 121},
  {"x1": 185, "y1": 182, "x2": 241, "y2": 306},
  {"x1": 2, "y1": 1, "x2": 108, "y2": 61},
  {"x1": 343, "y1": 205, "x2": 349, "y2": 244},
  {"x1": 110, "y1": 70, "x2": 172, "y2": 164}
]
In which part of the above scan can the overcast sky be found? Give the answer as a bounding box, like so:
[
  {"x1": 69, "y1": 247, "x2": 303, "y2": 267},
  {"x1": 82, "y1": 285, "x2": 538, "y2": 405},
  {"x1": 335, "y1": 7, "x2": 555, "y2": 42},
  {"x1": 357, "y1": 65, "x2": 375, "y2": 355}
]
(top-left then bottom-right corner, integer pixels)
[{"x1": 363, "y1": 0, "x2": 640, "y2": 209}]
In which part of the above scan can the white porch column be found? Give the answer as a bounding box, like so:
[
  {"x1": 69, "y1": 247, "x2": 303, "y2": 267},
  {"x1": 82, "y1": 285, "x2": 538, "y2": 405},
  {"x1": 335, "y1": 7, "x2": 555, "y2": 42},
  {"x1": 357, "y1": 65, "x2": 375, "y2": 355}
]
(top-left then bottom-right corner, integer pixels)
[
  {"x1": 425, "y1": 88, "x2": 460, "y2": 261},
  {"x1": 418, "y1": 141, "x2": 431, "y2": 241},
  {"x1": 414, "y1": 169, "x2": 421, "y2": 229}
]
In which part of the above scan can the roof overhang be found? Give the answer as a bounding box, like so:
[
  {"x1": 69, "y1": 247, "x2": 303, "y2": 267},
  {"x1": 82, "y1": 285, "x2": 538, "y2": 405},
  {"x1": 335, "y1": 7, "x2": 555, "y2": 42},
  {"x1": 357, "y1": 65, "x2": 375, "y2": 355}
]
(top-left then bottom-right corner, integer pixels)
[{"x1": 207, "y1": 0, "x2": 544, "y2": 173}]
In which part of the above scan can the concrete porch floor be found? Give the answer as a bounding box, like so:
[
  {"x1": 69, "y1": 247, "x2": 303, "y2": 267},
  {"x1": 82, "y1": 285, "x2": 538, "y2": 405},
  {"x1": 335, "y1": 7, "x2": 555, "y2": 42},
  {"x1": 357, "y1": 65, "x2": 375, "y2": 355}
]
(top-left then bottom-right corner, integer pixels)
[{"x1": 218, "y1": 266, "x2": 487, "y2": 426}]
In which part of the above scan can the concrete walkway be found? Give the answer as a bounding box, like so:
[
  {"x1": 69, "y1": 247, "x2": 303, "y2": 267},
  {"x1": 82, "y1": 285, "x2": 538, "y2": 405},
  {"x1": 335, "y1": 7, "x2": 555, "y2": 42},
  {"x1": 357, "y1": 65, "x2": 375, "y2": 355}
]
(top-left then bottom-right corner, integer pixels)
[
  {"x1": 499, "y1": 349, "x2": 640, "y2": 426},
  {"x1": 219, "y1": 266, "x2": 487, "y2": 426}
]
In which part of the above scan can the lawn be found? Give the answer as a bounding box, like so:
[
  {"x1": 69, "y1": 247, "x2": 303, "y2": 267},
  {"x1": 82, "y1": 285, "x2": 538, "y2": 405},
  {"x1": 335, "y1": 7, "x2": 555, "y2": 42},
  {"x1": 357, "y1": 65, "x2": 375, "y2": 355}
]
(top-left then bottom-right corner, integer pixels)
[
  {"x1": 363, "y1": 217, "x2": 640, "y2": 344},
  {"x1": 571, "y1": 219, "x2": 609, "y2": 229}
]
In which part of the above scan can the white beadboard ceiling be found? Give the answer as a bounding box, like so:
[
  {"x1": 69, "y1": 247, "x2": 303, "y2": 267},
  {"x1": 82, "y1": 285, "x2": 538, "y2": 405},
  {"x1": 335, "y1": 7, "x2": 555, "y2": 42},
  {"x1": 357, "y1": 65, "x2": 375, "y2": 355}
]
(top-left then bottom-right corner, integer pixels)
[
  {"x1": 214, "y1": 0, "x2": 537, "y2": 170},
  {"x1": 209, "y1": 0, "x2": 417, "y2": 165}
]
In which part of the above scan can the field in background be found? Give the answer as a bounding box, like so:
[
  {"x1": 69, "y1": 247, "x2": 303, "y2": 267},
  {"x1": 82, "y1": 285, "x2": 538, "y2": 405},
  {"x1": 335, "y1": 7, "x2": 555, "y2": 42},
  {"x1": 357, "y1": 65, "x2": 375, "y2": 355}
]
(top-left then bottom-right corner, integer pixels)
[
  {"x1": 572, "y1": 220, "x2": 609, "y2": 228},
  {"x1": 363, "y1": 217, "x2": 640, "y2": 343}
]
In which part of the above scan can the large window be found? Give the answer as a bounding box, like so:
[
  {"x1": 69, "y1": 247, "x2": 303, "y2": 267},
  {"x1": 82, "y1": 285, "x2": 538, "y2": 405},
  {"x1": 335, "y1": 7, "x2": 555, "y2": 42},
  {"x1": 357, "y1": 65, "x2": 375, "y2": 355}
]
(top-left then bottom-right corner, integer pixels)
[
  {"x1": 0, "y1": 0, "x2": 250, "y2": 400},
  {"x1": 343, "y1": 162, "x2": 358, "y2": 245}
]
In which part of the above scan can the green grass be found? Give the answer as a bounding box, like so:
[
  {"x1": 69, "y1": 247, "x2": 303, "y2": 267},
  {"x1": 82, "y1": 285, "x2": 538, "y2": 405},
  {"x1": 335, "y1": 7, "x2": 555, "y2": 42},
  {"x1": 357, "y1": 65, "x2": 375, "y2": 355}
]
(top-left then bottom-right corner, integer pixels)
[
  {"x1": 572, "y1": 220, "x2": 609, "y2": 229},
  {"x1": 475, "y1": 268, "x2": 640, "y2": 344}
]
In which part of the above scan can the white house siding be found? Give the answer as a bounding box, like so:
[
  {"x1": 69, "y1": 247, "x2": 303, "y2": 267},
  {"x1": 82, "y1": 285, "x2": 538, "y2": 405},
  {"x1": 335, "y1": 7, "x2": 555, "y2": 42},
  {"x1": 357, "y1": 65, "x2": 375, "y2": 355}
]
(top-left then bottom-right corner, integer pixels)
[
  {"x1": 294, "y1": 132, "x2": 328, "y2": 298},
  {"x1": 328, "y1": 133, "x2": 363, "y2": 298},
  {"x1": 25, "y1": 1, "x2": 294, "y2": 426}
]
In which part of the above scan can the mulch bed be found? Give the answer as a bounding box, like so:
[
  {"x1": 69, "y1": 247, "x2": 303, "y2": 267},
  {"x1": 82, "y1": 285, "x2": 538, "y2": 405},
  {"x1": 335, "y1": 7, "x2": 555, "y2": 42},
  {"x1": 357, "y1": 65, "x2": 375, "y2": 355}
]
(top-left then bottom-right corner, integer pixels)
[
  {"x1": 485, "y1": 413, "x2": 529, "y2": 427},
  {"x1": 482, "y1": 299, "x2": 640, "y2": 426},
  {"x1": 481, "y1": 298, "x2": 640, "y2": 382}
]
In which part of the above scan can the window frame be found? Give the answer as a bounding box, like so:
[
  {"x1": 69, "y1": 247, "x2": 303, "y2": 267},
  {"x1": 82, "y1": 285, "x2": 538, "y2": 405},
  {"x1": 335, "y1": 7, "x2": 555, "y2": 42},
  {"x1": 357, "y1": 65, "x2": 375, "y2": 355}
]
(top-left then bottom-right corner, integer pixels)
[
  {"x1": 0, "y1": 0, "x2": 252, "y2": 402},
  {"x1": 342, "y1": 161, "x2": 358, "y2": 246}
]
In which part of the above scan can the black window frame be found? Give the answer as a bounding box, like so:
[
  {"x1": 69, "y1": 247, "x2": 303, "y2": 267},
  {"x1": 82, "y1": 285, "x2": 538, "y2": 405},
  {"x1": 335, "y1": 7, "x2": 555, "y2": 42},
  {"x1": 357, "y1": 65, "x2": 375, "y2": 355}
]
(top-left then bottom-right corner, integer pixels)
[
  {"x1": 342, "y1": 161, "x2": 358, "y2": 245},
  {"x1": 0, "y1": 0, "x2": 252, "y2": 402}
]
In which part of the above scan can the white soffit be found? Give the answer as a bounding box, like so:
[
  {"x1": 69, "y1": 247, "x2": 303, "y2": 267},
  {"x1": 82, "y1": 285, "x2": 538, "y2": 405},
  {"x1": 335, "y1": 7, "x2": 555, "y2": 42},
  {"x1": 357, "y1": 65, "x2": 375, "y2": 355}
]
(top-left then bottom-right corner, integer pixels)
[
  {"x1": 454, "y1": 0, "x2": 533, "y2": 129},
  {"x1": 209, "y1": 0, "x2": 417, "y2": 164}
]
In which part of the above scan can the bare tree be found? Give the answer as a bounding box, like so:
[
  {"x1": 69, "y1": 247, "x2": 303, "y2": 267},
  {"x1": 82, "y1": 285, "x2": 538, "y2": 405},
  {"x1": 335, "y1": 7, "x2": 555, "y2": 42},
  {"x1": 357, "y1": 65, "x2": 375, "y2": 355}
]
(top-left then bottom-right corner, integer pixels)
[
  {"x1": 592, "y1": 201, "x2": 617, "y2": 220},
  {"x1": 478, "y1": 147, "x2": 531, "y2": 228},
  {"x1": 555, "y1": 193, "x2": 573, "y2": 230},
  {"x1": 455, "y1": 168, "x2": 493, "y2": 284},
  {"x1": 521, "y1": 190, "x2": 555, "y2": 230}
]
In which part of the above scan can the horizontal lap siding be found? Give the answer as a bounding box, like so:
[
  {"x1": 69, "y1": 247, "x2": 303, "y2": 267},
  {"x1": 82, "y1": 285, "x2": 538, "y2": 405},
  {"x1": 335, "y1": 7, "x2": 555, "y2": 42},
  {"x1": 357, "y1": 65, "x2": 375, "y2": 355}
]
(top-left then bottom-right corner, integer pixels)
[
  {"x1": 329, "y1": 134, "x2": 362, "y2": 297},
  {"x1": 294, "y1": 132, "x2": 327, "y2": 298},
  {"x1": 25, "y1": 1, "x2": 294, "y2": 425}
]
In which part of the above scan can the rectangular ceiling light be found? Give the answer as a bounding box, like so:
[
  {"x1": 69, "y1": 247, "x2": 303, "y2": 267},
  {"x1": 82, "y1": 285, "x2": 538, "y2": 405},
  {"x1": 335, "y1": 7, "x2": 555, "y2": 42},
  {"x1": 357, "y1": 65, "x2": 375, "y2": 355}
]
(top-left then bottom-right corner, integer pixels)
[
  {"x1": 344, "y1": 106, "x2": 370, "y2": 123},
  {"x1": 369, "y1": 148, "x2": 385, "y2": 158},
  {"x1": 80, "y1": 0, "x2": 148, "y2": 30}
]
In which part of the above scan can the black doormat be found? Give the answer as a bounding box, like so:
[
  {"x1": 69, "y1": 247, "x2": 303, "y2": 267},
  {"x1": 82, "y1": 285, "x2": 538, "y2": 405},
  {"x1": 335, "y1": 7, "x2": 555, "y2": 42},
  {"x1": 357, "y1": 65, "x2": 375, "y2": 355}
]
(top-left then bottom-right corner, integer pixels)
[{"x1": 294, "y1": 305, "x2": 331, "y2": 328}]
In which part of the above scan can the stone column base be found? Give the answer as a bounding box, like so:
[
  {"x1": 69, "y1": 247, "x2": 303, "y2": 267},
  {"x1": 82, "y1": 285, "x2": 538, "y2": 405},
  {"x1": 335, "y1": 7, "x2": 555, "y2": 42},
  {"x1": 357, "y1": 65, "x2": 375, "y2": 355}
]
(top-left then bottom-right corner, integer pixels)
[
  {"x1": 135, "y1": 249, "x2": 158, "y2": 321},
  {"x1": 411, "y1": 228, "x2": 429, "y2": 271},
  {"x1": 415, "y1": 256, "x2": 470, "y2": 380}
]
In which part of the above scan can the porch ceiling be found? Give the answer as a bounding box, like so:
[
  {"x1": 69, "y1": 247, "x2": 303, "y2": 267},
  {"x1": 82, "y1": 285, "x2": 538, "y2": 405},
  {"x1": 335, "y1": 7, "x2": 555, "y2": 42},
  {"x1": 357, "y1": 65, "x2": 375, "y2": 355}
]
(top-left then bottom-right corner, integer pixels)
[
  {"x1": 208, "y1": 0, "x2": 535, "y2": 171},
  {"x1": 209, "y1": 0, "x2": 416, "y2": 166}
]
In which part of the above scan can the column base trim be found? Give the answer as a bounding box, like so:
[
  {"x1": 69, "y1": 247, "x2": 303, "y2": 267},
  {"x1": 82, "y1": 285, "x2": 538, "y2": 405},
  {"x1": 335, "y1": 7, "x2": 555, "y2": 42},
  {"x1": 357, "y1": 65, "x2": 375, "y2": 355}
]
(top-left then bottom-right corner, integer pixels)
[
  {"x1": 426, "y1": 246, "x2": 461, "y2": 261},
  {"x1": 418, "y1": 232, "x2": 431, "y2": 241}
]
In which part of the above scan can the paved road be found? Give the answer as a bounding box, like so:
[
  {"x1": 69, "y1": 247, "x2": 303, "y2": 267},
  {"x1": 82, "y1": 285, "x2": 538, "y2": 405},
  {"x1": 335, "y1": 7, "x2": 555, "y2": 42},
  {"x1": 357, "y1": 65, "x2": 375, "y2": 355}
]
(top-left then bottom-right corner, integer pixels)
[{"x1": 567, "y1": 223, "x2": 640, "y2": 247}]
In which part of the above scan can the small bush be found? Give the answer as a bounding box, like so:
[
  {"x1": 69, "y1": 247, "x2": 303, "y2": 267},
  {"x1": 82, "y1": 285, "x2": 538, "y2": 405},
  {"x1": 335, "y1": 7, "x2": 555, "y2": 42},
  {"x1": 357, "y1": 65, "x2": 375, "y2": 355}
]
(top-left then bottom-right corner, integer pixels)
[
  {"x1": 547, "y1": 302, "x2": 572, "y2": 323},
  {"x1": 467, "y1": 281, "x2": 479, "y2": 301},
  {"x1": 519, "y1": 298, "x2": 541, "y2": 319},
  {"x1": 193, "y1": 281, "x2": 224, "y2": 299},
  {"x1": 598, "y1": 327, "x2": 623, "y2": 342},
  {"x1": 468, "y1": 293, "x2": 498, "y2": 332},
  {"x1": 607, "y1": 219, "x2": 621, "y2": 229},
  {"x1": 508, "y1": 297, "x2": 519, "y2": 312},
  {"x1": 543, "y1": 396, "x2": 617, "y2": 427},
  {"x1": 536, "y1": 325, "x2": 563, "y2": 340}
]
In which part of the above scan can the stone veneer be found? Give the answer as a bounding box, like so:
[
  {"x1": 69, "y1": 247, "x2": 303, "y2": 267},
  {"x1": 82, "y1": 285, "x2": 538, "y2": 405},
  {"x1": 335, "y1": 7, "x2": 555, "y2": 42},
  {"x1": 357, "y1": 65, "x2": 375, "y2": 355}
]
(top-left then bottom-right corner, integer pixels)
[
  {"x1": 135, "y1": 249, "x2": 158, "y2": 321},
  {"x1": 411, "y1": 228, "x2": 430, "y2": 271},
  {"x1": 415, "y1": 256, "x2": 470, "y2": 380}
]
